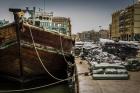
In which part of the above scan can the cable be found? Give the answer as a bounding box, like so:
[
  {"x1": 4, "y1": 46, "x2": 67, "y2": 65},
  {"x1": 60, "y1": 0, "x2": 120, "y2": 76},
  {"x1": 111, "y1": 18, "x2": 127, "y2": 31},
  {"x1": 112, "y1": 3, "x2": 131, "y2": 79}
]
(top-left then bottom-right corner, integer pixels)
[
  {"x1": 0, "y1": 25, "x2": 77, "y2": 93},
  {"x1": 28, "y1": 26, "x2": 70, "y2": 81},
  {"x1": 0, "y1": 65, "x2": 77, "y2": 93},
  {"x1": 59, "y1": 31, "x2": 75, "y2": 66},
  {"x1": 0, "y1": 77, "x2": 73, "y2": 93}
]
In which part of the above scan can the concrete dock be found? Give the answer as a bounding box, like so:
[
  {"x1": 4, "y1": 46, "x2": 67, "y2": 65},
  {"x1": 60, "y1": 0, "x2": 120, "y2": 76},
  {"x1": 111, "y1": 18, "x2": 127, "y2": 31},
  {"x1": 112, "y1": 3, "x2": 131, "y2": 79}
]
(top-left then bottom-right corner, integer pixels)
[{"x1": 75, "y1": 57, "x2": 140, "y2": 93}]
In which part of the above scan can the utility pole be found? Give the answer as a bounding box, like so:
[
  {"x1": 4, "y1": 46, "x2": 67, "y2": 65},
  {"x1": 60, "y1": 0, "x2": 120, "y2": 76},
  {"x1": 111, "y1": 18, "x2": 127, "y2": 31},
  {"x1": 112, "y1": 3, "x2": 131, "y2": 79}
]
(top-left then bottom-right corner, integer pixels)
[
  {"x1": 133, "y1": 0, "x2": 135, "y2": 41},
  {"x1": 99, "y1": 26, "x2": 102, "y2": 38},
  {"x1": 99, "y1": 26, "x2": 102, "y2": 31}
]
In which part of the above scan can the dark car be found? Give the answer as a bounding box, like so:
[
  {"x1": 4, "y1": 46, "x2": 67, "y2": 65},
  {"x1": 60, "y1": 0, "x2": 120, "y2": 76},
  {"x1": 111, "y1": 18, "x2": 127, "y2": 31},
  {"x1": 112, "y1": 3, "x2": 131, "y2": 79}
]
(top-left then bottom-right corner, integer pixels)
[{"x1": 125, "y1": 59, "x2": 140, "y2": 71}]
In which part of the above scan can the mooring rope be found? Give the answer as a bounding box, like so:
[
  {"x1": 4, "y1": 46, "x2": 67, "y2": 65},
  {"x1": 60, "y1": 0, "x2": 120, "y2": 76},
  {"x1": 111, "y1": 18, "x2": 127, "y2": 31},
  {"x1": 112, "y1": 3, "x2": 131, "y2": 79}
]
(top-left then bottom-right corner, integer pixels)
[
  {"x1": 0, "y1": 76, "x2": 73, "y2": 93},
  {"x1": 0, "y1": 25, "x2": 77, "y2": 93},
  {"x1": 59, "y1": 31, "x2": 75, "y2": 66},
  {"x1": 28, "y1": 25, "x2": 72, "y2": 81},
  {"x1": 0, "y1": 63, "x2": 77, "y2": 93}
]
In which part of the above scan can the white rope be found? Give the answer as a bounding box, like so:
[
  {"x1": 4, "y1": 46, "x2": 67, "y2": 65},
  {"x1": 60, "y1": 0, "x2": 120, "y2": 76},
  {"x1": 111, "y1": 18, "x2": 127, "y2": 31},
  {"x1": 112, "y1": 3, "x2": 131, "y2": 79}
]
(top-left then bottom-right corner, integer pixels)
[
  {"x1": 0, "y1": 25, "x2": 77, "y2": 93},
  {"x1": 0, "y1": 65, "x2": 77, "y2": 93},
  {"x1": 0, "y1": 62, "x2": 77, "y2": 93},
  {"x1": 0, "y1": 77, "x2": 72, "y2": 93},
  {"x1": 29, "y1": 26, "x2": 70, "y2": 81},
  {"x1": 59, "y1": 31, "x2": 75, "y2": 66}
]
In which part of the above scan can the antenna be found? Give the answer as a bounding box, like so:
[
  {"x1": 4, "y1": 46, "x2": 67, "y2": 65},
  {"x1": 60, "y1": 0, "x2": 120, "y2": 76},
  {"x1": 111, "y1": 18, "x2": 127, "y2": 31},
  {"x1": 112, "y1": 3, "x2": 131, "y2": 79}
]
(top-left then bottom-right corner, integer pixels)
[
  {"x1": 133, "y1": 0, "x2": 134, "y2": 4},
  {"x1": 44, "y1": 0, "x2": 45, "y2": 14}
]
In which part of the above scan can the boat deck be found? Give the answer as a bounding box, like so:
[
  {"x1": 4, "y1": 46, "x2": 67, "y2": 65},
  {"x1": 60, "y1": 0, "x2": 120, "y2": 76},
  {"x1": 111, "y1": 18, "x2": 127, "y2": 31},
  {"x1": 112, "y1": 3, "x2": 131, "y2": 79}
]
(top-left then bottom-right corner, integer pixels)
[{"x1": 75, "y1": 57, "x2": 140, "y2": 93}]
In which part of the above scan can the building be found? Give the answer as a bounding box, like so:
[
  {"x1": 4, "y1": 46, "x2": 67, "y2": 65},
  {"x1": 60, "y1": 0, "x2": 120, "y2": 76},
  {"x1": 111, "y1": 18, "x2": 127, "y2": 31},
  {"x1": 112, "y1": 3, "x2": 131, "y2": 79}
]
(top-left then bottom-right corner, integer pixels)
[
  {"x1": 71, "y1": 34, "x2": 80, "y2": 41},
  {"x1": 77, "y1": 30, "x2": 99, "y2": 42},
  {"x1": 111, "y1": 2, "x2": 140, "y2": 41},
  {"x1": 99, "y1": 29, "x2": 109, "y2": 39},
  {"x1": 77, "y1": 29, "x2": 109, "y2": 42},
  {"x1": 0, "y1": 19, "x2": 9, "y2": 27},
  {"x1": 52, "y1": 17, "x2": 71, "y2": 36},
  {"x1": 111, "y1": 11, "x2": 121, "y2": 40},
  {"x1": 29, "y1": 8, "x2": 72, "y2": 36}
]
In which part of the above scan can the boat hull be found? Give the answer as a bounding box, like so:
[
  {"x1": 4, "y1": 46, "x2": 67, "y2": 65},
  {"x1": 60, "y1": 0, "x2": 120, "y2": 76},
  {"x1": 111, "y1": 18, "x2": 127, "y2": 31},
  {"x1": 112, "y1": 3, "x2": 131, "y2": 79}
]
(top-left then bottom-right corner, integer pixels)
[{"x1": 0, "y1": 23, "x2": 75, "y2": 83}]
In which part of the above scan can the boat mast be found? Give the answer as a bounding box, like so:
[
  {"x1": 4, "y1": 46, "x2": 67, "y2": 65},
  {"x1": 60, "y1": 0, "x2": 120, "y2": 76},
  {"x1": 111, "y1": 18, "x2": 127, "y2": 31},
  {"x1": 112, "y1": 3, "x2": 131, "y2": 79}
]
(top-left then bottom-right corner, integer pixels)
[{"x1": 9, "y1": 8, "x2": 23, "y2": 81}]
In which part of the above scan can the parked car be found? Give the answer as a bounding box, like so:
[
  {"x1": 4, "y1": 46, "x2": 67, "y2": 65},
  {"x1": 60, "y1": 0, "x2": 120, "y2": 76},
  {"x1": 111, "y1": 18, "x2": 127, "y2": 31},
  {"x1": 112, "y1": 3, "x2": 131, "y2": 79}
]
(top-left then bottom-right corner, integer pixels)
[{"x1": 125, "y1": 58, "x2": 140, "y2": 71}]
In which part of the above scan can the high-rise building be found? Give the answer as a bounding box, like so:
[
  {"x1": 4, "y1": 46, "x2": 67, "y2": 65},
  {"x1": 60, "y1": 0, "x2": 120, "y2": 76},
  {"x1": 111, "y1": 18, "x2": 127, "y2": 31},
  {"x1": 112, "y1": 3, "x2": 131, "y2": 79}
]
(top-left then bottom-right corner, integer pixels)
[
  {"x1": 111, "y1": 11, "x2": 121, "y2": 40},
  {"x1": 111, "y1": 2, "x2": 140, "y2": 41}
]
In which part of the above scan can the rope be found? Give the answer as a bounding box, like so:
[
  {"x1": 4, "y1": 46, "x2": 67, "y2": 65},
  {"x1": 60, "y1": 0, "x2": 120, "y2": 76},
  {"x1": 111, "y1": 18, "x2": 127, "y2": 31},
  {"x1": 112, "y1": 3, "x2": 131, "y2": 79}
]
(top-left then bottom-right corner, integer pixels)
[
  {"x1": 0, "y1": 77, "x2": 73, "y2": 93},
  {"x1": 0, "y1": 25, "x2": 77, "y2": 93},
  {"x1": 0, "y1": 65, "x2": 77, "y2": 93},
  {"x1": 29, "y1": 26, "x2": 70, "y2": 81},
  {"x1": 59, "y1": 31, "x2": 75, "y2": 66},
  {"x1": 0, "y1": 26, "x2": 76, "y2": 93}
]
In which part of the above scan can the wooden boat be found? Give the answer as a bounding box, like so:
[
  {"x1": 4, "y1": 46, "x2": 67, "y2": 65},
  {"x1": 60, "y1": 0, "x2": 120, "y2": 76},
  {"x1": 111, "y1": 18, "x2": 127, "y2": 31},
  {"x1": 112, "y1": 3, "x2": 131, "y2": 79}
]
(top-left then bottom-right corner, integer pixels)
[{"x1": 0, "y1": 8, "x2": 75, "y2": 83}]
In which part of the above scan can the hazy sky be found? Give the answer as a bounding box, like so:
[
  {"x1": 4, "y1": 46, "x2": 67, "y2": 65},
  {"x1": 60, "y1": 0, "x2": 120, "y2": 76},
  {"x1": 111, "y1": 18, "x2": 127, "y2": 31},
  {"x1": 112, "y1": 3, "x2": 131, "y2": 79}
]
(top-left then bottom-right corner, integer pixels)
[{"x1": 0, "y1": 0, "x2": 136, "y2": 33}]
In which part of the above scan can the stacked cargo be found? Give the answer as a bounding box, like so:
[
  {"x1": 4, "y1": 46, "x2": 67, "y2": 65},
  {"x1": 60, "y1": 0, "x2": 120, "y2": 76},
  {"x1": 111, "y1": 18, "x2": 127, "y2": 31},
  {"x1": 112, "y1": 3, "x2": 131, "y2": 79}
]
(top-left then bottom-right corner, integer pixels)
[
  {"x1": 85, "y1": 47, "x2": 129, "y2": 80},
  {"x1": 91, "y1": 63, "x2": 129, "y2": 80}
]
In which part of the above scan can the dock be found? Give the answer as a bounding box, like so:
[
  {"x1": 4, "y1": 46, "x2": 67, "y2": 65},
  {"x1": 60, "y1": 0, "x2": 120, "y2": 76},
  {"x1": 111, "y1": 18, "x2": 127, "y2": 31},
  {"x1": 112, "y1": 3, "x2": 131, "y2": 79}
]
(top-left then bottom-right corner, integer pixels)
[{"x1": 75, "y1": 57, "x2": 140, "y2": 93}]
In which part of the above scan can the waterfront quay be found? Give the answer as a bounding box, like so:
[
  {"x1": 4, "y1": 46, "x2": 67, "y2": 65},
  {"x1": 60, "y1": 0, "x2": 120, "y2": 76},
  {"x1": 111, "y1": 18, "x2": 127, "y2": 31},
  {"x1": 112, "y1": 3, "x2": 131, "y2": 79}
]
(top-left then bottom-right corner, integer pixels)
[{"x1": 75, "y1": 57, "x2": 140, "y2": 93}]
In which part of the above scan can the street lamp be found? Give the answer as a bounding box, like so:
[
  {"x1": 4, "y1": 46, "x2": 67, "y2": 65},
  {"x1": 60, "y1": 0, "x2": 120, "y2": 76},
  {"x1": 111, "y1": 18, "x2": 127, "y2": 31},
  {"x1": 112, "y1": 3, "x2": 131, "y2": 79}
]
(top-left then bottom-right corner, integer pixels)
[
  {"x1": 99, "y1": 26, "x2": 102, "y2": 38},
  {"x1": 99, "y1": 26, "x2": 102, "y2": 31}
]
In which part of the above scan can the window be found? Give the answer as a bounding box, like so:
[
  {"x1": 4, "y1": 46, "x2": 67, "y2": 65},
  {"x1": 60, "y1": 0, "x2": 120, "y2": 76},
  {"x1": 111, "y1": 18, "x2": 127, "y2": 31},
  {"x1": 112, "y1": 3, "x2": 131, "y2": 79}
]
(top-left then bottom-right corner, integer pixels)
[{"x1": 35, "y1": 21, "x2": 40, "y2": 27}]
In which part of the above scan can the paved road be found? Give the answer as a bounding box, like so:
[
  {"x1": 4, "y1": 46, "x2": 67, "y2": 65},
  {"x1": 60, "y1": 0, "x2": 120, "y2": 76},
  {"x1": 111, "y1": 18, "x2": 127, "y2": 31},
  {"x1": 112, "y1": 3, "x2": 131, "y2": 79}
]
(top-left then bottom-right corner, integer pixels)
[{"x1": 76, "y1": 57, "x2": 140, "y2": 93}]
